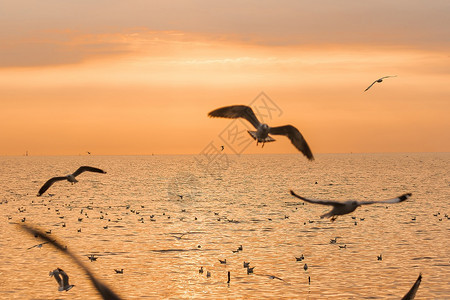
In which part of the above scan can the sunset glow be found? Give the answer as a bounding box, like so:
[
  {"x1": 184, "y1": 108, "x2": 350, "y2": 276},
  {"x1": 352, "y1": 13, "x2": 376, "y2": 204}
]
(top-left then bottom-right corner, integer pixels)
[{"x1": 1, "y1": 1, "x2": 449, "y2": 155}]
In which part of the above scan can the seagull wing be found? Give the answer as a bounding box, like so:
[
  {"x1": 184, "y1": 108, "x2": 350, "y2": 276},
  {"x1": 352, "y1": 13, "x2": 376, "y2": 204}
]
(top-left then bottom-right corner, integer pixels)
[
  {"x1": 358, "y1": 193, "x2": 412, "y2": 205},
  {"x1": 58, "y1": 268, "x2": 70, "y2": 287},
  {"x1": 72, "y1": 166, "x2": 107, "y2": 177},
  {"x1": 208, "y1": 105, "x2": 261, "y2": 129},
  {"x1": 52, "y1": 271, "x2": 63, "y2": 287},
  {"x1": 401, "y1": 273, "x2": 422, "y2": 300},
  {"x1": 27, "y1": 241, "x2": 49, "y2": 250},
  {"x1": 269, "y1": 125, "x2": 314, "y2": 160},
  {"x1": 20, "y1": 224, "x2": 123, "y2": 300},
  {"x1": 380, "y1": 75, "x2": 397, "y2": 80},
  {"x1": 290, "y1": 190, "x2": 345, "y2": 207},
  {"x1": 364, "y1": 80, "x2": 377, "y2": 92},
  {"x1": 38, "y1": 177, "x2": 67, "y2": 196}
]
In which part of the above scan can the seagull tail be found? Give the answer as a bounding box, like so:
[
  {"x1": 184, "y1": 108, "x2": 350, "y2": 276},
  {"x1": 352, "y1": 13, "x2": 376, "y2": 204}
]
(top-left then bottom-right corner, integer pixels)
[
  {"x1": 247, "y1": 131, "x2": 276, "y2": 142},
  {"x1": 247, "y1": 131, "x2": 258, "y2": 140}
]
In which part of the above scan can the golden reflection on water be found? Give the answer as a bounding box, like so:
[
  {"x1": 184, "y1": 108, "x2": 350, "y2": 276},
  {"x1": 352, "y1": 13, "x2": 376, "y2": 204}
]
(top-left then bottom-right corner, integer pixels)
[{"x1": 0, "y1": 153, "x2": 449, "y2": 299}]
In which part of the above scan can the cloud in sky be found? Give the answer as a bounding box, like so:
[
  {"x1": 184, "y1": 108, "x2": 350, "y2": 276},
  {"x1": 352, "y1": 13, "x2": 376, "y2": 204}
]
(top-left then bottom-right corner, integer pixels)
[
  {"x1": 1, "y1": 1, "x2": 449, "y2": 68},
  {"x1": 0, "y1": 1, "x2": 449, "y2": 155}
]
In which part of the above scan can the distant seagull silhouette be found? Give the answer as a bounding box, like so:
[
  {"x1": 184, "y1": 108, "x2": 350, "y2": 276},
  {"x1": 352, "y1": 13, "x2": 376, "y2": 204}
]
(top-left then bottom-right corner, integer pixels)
[
  {"x1": 401, "y1": 273, "x2": 422, "y2": 300},
  {"x1": 364, "y1": 75, "x2": 397, "y2": 92},
  {"x1": 219, "y1": 259, "x2": 227, "y2": 264},
  {"x1": 172, "y1": 232, "x2": 188, "y2": 240},
  {"x1": 290, "y1": 190, "x2": 412, "y2": 221},
  {"x1": 377, "y1": 254, "x2": 383, "y2": 261},
  {"x1": 37, "y1": 166, "x2": 107, "y2": 196},
  {"x1": 208, "y1": 105, "x2": 314, "y2": 160},
  {"x1": 27, "y1": 241, "x2": 50, "y2": 250},
  {"x1": 20, "y1": 224, "x2": 122, "y2": 299},
  {"x1": 88, "y1": 254, "x2": 98, "y2": 262},
  {"x1": 255, "y1": 273, "x2": 286, "y2": 282},
  {"x1": 221, "y1": 145, "x2": 224, "y2": 151},
  {"x1": 49, "y1": 268, "x2": 75, "y2": 291},
  {"x1": 114, "y1": 269, "x2": 123, "y2": 274}
]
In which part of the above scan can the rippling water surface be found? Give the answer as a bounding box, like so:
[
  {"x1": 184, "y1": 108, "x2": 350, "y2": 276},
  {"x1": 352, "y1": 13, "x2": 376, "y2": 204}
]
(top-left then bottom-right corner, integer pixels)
[{"x1": 0, "y1": 153, "x2": 449, "y2": 299}]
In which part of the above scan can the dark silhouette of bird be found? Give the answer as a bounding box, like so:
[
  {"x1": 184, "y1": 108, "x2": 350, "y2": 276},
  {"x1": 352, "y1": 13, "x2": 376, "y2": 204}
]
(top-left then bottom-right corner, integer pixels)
[
  {"x1": 208, "y1": 105, "x2": 314, "y2": 160},
  {"x1": 37, "y1": 166, "x2": 107, "y2": 196},
  {"x1": 364, "y1": 75, "x2": 397, "y2": 92},
  {"x1": 49, "y1": 268, "x2": 75, "y2": 291},
  {"x1": 290, "y1": 190, "x2": 411, "y2": 221}
]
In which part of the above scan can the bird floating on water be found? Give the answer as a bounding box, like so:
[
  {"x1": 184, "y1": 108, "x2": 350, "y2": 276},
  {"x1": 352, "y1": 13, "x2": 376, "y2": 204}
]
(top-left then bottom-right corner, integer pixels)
[
  {"x1": 37, "y1": 166, "x2": 107, "y2": 196},
  {"x1": 295, "y1": 255, "x2": 304, "y2": 262},
  {"x1": 364, "y1": 75, "x2": 397, "y2": 92},
  {"x1": 88, "y1": 254, "x2": 98, "y2": 262},
  {"x1": 49, "y1": 268, "x2": 75, "y2": 292},
  {"x1": 290, "y1": 190, "x2": 412, "y2": 221},
  {"x1": 114, "y1": 269, "x2": 123, "y2": 274},
  {"x1": 208, "y1": 105, "x2": 314, "y2": 160}
]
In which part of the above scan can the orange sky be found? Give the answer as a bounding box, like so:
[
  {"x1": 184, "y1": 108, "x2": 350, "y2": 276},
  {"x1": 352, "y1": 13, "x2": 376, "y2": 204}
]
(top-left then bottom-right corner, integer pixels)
[{"x1": 0, "y1": 1, "x2": 449, "y2": 155}]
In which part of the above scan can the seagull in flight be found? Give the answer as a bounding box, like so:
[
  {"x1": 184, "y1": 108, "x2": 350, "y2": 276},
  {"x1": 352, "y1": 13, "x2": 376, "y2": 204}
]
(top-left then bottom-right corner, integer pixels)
[
  {"x1": 49, "y1": 268, "x2": 75, "y2": 291},
  {"x1": 290, "y1": 190, "x2": 412, "y2": 221},
  {"x1": 208, "y1": 105, "x2": 314, "y2": 160},
  {"x1": 27, "y1": 241, "x2": 50, "y2": 250},
  {"x1": 37, "y1": 166, "x2": 107, "y2": 196},
  {"x1": 364, "y1": 75, "x2": 397, "y2": 92}
]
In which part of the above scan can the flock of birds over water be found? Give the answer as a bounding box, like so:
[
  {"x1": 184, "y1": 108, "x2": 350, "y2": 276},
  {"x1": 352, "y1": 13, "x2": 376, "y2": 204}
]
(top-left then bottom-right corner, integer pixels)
[{"x1": 7, "y1": 76, "x2": 429, "y2": 299}]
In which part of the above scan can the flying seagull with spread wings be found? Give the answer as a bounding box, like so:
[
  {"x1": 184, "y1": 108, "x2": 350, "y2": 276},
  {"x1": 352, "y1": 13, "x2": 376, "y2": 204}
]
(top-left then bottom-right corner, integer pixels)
[
  {"x1": 364, "y1": 75, "x2": 397, "y2": 92},
  {"x1": 49, "y1": 268, "x2": 75, "y2": 292},
  {"x1": 290, "y1": 190, "x2": 411, "y2": 221},
  {"x1": 208, "y1": 105, "x2": 314, "y2": 160},
  {"x1": 37, "y1": 166, "x2": 107, "y2": 196}
]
